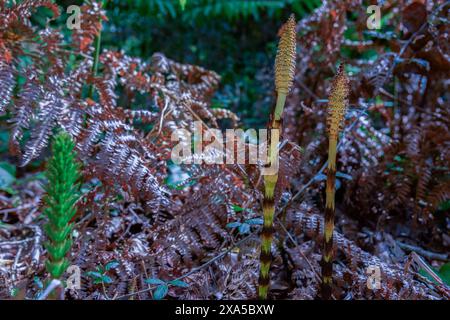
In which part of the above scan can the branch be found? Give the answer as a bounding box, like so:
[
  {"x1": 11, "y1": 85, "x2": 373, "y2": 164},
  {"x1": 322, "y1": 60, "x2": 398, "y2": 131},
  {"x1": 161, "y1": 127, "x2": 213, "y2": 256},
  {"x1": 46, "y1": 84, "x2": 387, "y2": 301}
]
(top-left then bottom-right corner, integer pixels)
[{"x1": 114, "y1": 234, "x2": 256, "y2": 300}]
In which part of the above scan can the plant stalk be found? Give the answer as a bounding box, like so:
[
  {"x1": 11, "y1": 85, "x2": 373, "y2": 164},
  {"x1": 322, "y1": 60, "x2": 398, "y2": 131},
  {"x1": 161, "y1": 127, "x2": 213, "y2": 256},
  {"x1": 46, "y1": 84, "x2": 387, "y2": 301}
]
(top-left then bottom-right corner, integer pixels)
[
  {"x1": 87, "y1": 1, "x2": 104, "y2": 100},
  {"x1": 258, "y1": 14, "x2": 296, "y2": 300},
  {"x1": 321, "y1": 138, "x2": 337, "y2": 299},
  {"x1": 258, "y1": 109, "x2": 282, "y2": 300}
]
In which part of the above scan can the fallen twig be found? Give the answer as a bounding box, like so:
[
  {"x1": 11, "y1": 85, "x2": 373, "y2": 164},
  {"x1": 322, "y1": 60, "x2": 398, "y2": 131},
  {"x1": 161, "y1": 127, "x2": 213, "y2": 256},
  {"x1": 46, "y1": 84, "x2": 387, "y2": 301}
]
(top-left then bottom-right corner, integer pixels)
[
  {"x1": 37, "y1": 279, "x2": 64, "y2": 300},
  {"x1": 114, "y1": 234, "x2": 256, "y2": 300},
  {"x1": 397, "y1": 241, "x2": 448, "y2": 261}
]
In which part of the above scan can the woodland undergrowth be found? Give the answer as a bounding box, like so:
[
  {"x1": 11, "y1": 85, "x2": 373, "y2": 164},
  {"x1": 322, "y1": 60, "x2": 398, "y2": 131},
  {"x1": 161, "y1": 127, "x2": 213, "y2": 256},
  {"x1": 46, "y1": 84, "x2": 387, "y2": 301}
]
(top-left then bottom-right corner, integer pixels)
[{"x1": 0, "y1": 0, "x2": 449, "y2": 300}]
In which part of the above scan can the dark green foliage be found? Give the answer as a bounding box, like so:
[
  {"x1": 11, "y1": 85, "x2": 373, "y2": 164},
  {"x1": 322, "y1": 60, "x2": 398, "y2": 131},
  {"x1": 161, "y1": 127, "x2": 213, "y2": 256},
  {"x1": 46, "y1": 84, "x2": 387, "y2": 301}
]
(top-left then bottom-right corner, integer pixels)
[
  {"x1": 119, "y1": 0, "x2": 320, "y2": 21},
  {"x1": 86, "y1": 261, "x2": 119, "y2": 285},
  {"x1": 102, "y1": 0, "x2": 320, "y2": 128},
  {"x1": 43, "y1": 132, "x2": 81, "y2": 280},
  {"x1": 144, "y1": 278, "x2": 190, "y2": 300}
]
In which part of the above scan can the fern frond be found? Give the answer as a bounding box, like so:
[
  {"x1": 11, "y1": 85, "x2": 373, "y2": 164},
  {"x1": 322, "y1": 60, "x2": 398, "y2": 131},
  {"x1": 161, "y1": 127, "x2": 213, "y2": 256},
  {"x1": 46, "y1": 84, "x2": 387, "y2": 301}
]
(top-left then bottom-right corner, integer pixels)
[
  {"x1": 71, "y1": 1, "x2": 107, "y2": 54},
  {"x1": 0, "y1": 61, "x2": 15, "y2": 114},
  {"x1": 0, "y1": 0, "x2": 59, "y2": 28},
  {"x1": 21, "y1": 77, "x2": 68, "y2": 166},
  {"x1": 9, "y1": 71, "x2": 41, "y2": 156}
]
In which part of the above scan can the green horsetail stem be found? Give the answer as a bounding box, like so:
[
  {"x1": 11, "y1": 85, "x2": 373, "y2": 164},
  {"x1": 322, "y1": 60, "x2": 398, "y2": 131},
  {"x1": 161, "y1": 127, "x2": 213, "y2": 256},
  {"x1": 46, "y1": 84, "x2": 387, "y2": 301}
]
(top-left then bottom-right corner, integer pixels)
[
  {"x1": 258, "y1": 14, "x2": 296, "y2": 300},
  {"x1": 321, "y1": 64, "x2": 349, "y2": 300},
  {"x1": 43, "y1": 132, "x2": 81, "y2": 283}
]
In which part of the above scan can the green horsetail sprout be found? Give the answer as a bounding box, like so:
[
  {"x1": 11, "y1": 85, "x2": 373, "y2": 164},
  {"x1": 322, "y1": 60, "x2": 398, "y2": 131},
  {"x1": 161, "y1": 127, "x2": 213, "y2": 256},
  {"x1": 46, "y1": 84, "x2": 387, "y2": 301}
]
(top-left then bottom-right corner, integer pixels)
[
  {"x1": 43, "y1": 132, "x2": 81, "y2": 283},
  {"x1": 258, "y1": 14, "x2": 296, "y2": 300},
  {"x1": 321, "y1": 64, "x2": 349, "y2": 300}
]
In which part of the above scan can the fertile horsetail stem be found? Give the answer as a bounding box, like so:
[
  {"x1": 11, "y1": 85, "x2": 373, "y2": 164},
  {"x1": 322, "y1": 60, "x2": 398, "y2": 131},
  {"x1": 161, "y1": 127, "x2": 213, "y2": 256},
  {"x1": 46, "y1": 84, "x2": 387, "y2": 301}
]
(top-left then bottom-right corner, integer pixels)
[
  {"x1": 258, "y1": 14, "x2": 296, "y2": 300},
  {"x1": 321, "y1": 64, "x2": 349, "y2": 300},
  {"x1": 274, "y1": 14, "x2": 296, "y2": 121}
]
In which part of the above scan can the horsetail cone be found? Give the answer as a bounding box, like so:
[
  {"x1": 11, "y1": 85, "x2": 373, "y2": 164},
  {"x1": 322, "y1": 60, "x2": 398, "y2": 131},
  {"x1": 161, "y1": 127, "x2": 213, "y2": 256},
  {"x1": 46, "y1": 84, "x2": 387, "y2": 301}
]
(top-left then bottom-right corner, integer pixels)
[
  {"x1": 258, "y1": 15, "x2": 297, "y2": 300},
  {"x1": 273, "y1": 14, "x2": 296, "y2": 121},
  {"x1": 326, "y1": 64, "x2": 349, "y2": 171},
  {"x1": 327, "y1": 64, "x2": 350, "y2": 141},
  {"x1": 321, "y1": 63, "x2": 349, "y2": 300},
  {"x1": 275, "y1": 14, "x2": 296, "y2": 96}
]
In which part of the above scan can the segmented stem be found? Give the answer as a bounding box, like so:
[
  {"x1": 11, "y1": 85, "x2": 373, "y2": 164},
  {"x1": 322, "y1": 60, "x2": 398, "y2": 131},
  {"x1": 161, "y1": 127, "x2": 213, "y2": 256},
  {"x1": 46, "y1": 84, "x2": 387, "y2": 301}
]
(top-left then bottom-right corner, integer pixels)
[
  {"x1": 321, "y1": 138, "x2": 337, "y2": 299},
  {"x1": 321, "y1": 64, "x2": 349, "y2": 299},
  {"x1": 258, "y1": 14, "x2": 296, "y2": 300},
  {"x1": 258, "y1": 118, "x2": 281, "y2": 299}
]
